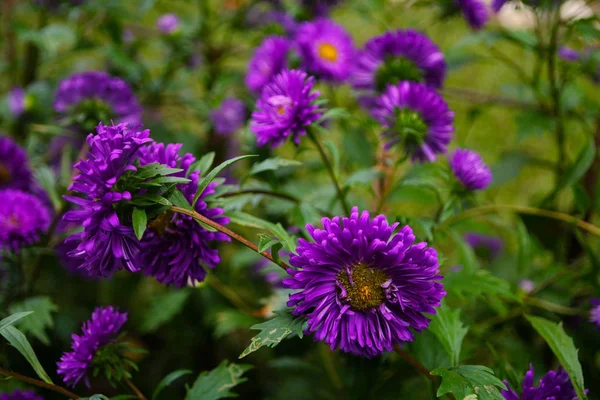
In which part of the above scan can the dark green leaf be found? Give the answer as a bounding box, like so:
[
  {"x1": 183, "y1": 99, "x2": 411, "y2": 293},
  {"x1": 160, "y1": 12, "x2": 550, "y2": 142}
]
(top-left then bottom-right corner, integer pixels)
[
  {"x1": 445, "y1": 268, "x2": 518, "y2": 301},
  {"x1": 429, "y1": 303, "x2": 468, "y2": 366},
  {"x1": 515, "y1": 110, "x2": 555, "y2": 141},
  {"x1": 188, "y1": 152, "x2": 215, "y2": 178},
  {"x1": 431, "y1": 365, "x2": 507, "y2": 400},
  {"x1": 186, "y1": 361, "x2": 252, "y2": 400},
  {"x1": 0, "y1": 326, "x2": 53, "y2": 384},
  {"x1": 249, "y1": 157, "x2": 302, "y2": 175},
  {"x1": 239, "y1": 309, "x2": 306, "y2": 358},
  {"x1": 525, "y1": 316, "x2": 587, "y2": 399},
  {"x1": 140, "y1": 290, "x2": 191, "y2": 333},
  {"x1": 0, "y1": 312, "x2": 34, "y2": 333},
  {"x1": 152, "y1": 369, "x2": 193, "y2": 400},
  {"x1": 9, "y1": 297, "x2": 57, "y2": 345},
  {"x1": 132, "y1": 208, "x2": 148, "y2": 240}
]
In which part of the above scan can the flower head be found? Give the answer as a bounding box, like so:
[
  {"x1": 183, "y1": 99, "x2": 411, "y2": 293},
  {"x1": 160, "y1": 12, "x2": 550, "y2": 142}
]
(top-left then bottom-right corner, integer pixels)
[
  {"x1": 54, "y1": 72, "x2": 142, "y2": 132},
  {"x1": 464, "y1": 232, "x2": 504, "y2": 259},
  {"x1": 352, "y1": 30, "x2": 446, "y2": 100},
  {"x1": 450, "y1": 148, "x2": 492, "y2": 190},
  {"x1": 58, "y1": 306, "x2": 127, "y2": 387},
  {"x1": 559, "y1": 47, "x2": 580, "y2": 62},
  {"x1": 456, "y1": 0, "x2": 489, "y2": 30},
  {"x1": 0, "y1": 189, "x2": 50, "y2": 253},
  {"x1": 8, "y1": 87, "x2": 26, "y2": 117},
  {"x1": 284, "y1": 207, "x2": 445, "y2": 357},
  {"x1": 136, "y1": 143, "x2": 230, "y2": 287},
  {"x1": 371, "y1": 81, "x2": 454, "y2": 162},
  {"x1": 501, "y1": 365, "x2": 581, "y2": 400},
  {"x1": 590, "y1": 298, "x2": 600, "y2": 328},
  {"x1": 251, "y1": 69, "x2": 322, "y2": 148},
  {"x1": 295, "y1": 18, "x2": 355, "y2": 82},
  {"x1": 62, "y1": 123, "x2": 153, "y2": 277},
  {"x1": 157, "y1": 13, "x2": 180, "y2": 34},
  {"x1": 0, "y1": 390, "x2": 44, "y2": 400},
  {"x1": 0, "y1": 136, "x2": 34, "y2": 192},
  {"x1": 245, "y1": 36, "x2": 291, "y2": 94},
  {"x1": 210, "y1": 98, "x2": 246, "y2": 135}
]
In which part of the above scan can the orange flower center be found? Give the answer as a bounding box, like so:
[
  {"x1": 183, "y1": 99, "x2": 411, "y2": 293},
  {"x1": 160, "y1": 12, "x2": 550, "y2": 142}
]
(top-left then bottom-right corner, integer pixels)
[{"x1": 318, "y1": 43, "x2": 338, "y2": 62}]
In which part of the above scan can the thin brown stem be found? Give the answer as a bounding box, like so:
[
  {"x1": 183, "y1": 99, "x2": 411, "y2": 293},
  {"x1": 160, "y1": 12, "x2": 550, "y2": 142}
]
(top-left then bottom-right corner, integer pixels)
[
  {"x1": 0, "y1": 367, "x2": 81, "y2": 399},
  {"x1": 171, "y1": 206, "x2": 290, "y2": 271},
  {"x1": 125, "y1": 377, "x2": 147, "y2": 400}
]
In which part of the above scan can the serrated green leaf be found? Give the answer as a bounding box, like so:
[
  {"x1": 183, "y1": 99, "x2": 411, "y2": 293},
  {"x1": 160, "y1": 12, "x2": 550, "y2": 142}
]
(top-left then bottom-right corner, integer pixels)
[
  {"x1": 140, "y1": 290, "x2": 191, "y2": 333},
  {"x1": 429, "y1": 303, "x2": 468, "y2": 366},
  {"x1": 152, "y1": 369, "x2": 193, "y2": 400},
  {"x1": 186, "y1": 361, "x2": 252, "y2": 400},
  {"x1": 0, "y1": 312, "x2": 34, "y2": 333},
  {"x1": 188, "y1": 152, "x2": 215, "y2": 178},
  {"x1": 249, "y1": 157, "x2": 302, "y2": 175},
  {"x1": 132, "y1": 208, "x2": 148, "y2": 240},
  {"x1": 431, "y1": 365, "x2": 506, "y2": 400},
  {"x1": 239, "y1": 309, "x2": 306, "y2": 358},
  {"x1": 525, "y1": 316, "x2": 587, "y2": 399},
  {"x1": 0, "y1": 326, "x2": 53, "y2": 384},
  {"x1": 9, "y1": 297, "x2": 57, "y2": 345},
  {"x1": 193, "y1": 155, "x2": 257, "y2": 207},
  {"x1": 257, "y1": 234, "x2": 280, "y2": 253}
]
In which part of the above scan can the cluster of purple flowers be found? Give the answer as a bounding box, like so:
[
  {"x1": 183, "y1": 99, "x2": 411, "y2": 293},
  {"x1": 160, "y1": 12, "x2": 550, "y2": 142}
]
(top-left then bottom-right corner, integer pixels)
[
  {"x1": 0, "y1": 390, "x2": 43, "y2": 400},
  {"x1": 501, "y1": 365, "x2": 581, "y2": 400}
]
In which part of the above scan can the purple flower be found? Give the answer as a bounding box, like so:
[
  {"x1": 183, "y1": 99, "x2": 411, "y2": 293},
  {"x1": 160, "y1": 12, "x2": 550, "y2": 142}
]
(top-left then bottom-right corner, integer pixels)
[
  {"x1": 58, "y1": 306, "x2": 127, "y2": 387},
  {"x1": 492, "y1": 0, "x2": 508, "y2": 12},
  {"x1": 501, "y1": 365, "x2": 581, "y2": 400},
  {"x1": 54, "y1": 72, "x2": 142, "y2": 130},
  {"x1": 371, "y1": 81, "x2": 454, "y2": 162},
  {"x1": 0, "y1": 136, "x2": 34, "y2": 192},
  {"x1": 245, "y1": 36, "x2": 290, "y2": 94},
  {"x1": 0, "y1": 390, "x2": 44, "y2": 400},
  {"x1": 590, "y1": 298, "x2": 600, "y2": 327},
  {"x1": 8, "y1": 87, "x2": 26, "y2": 117},
  {"x1": 295, "y1": 18, "x2": 355, "y2": 82},
  {"x1": 210, "y1": 98, "x2": 246, "y2": 135},
  {"x1": 0, "y1": 189, "x2": 50, "y2": 253},
  {"x1": 251, "y1": 69, "x2": 322, "y2": 148},
  {"x1": 156, "y1": 13, "x2": 180, "y2": 34},
  {"x1": 456, "y1": 0, "x2": 489, "y2": 30},
  {"x1": 519, "y1": 279, "x2": 535, "y2": 294},
  {"x1": 266, "y1": 11, "x2": 298, "y2": 35},
  {"x1": 136, "y1": 143, "x2": 230, "y2": 287},
  {"x1": 559, "y1": 47, "x2": 580, "y2": 62},
  {"x1": 62, "y1": 123, "x2": 153, "y2": 277},
  {"x1": 352, "y1": 30, "x2": 446, "y2": 101},
  {"x1": 450, "y1": 148, "x2": 492, "y2": 190},
  {"x1": 284, "y1": 207, "x2": 445, "y2": 357},
  {"x1": 464, "y1": 232, "x2": 504, "y2": 259}
]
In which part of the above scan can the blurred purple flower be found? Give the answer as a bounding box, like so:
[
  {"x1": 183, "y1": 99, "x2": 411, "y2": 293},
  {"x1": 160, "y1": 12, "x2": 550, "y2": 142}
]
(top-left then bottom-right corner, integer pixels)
[
  {"x1": 0, "y1": 189, "x2": 50, "y2": 253},
  {"x1": 519, "y1": 279, "x2": 535, "y2": 294},
  {"x1": 251, "y1": 69, "x2": 322, "y2": 148},
  {"x1": 450, "y1": 148, "x2": 492, "y2": 190},
  {"x1": 464, "y1": 232, "x2": 504, "y2": 259},
  {"x1": 284, "y1": 207, "x2": 445, "y2": 357},
  {"x1": 210, "y1": 98, "x2": 246, "y2": 135},
  {"x1": 559, "y1": 47, "x2": 580, "y2": 62},
  {"x1": 456, "y1": 0, "x2": 489, "y2": 30},
  {"x1": 156, "y1": 13, "x2": 180, "y2": 34},
  {"x1": 8, "y1": 87, "x2": 26, "y2": 117},
  {"x1": 590, "y1": 298, "x2": 600, "y2": 327},
  {"x1": 245, "y1": 36, "x2": 290, "y2": 94},
  {"x1": 501, "y1": 365, "x2": 582, "y2": 400},
  {"x1": 0, "y1": 136, "x2": 34, "y2": 192},
  {"x1": 0, "y1": 390, "x2": 44, "y2": 400}
]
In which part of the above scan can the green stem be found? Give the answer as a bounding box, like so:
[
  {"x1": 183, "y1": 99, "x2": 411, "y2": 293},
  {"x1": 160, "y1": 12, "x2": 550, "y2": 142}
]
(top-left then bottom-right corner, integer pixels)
[
  {"x1": 307, "y1": 128, "x2": 350, "y2": 215},
  {"x1": 524, "y1": 297, "x2": 589, "y2": 317}
]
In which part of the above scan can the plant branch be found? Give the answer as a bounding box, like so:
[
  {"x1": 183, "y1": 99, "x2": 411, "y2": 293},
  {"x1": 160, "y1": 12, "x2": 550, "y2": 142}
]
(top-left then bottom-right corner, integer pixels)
[
  {"x1": 524, "y1": 297, "x2": 589, "y2": 317},
  {"x1": 0, "y1": 367, "x2": 81, "y2": 399},
  {"x1": 442, "y1": 87, "x2": 536, "y2": 109},
  {"x1": 171, "y1": 206, "x2": 290, "y2": 271},
  {"x1": 125, "y1": 377, "x2": 147, "y2": 400},
  {"x1": 220, "y1": 189, "x2": 300, "y2": 203}
]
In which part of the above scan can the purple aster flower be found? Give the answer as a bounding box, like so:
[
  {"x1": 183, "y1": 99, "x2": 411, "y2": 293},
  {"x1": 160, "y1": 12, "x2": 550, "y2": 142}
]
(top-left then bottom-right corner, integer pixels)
[
  {"x1": 295, "y1": 18, "x2": 355, "y2": 82},
  {"x1": 136, "y1": 143, "x2": 230, "y2": 287},
  {"x1": 501, "y1": 365, "x2": 581, "y2": 400},
  {"x1": 450, "y1": 148, "x2": 492, "y2": 190},
  {"x1": 0, "y1": 136, "x2": 34, "y2": 192},
  {"x1": 54, "y1": 71, "x2": 142, "y2": 131},
  {"x1": 519, "y1": 279, "x2": 535, "y2": 294},
  {"x1": 0, "y1": 390, "x2": 44, "y2": 400},
  {"x1": 156, "y1": 13, "x2": 180, "y2": 34},
  {"x1": 210, "y1": 98, "x2": 246, "y2": 135},
  {"x1": 284, "y1": 207, "x2": 445, "y2": 357},
  {"x1": 0, "y1": 189, "x2": 50, "y2": 253},
  {"x1": 57, "y1": 306, "x2": 127, "y2": 387},
  {"x1": 245, "y1": 36, "x2": 290, "y2": 94},
  {"x1": 62, "y1": 123, "x2": 153, "y2": 277},
  {"x1": 559, "y1": 47, "x2": 580, "y2": 62},
  {"x1": 352, "y1": 30, "x2": 446, "y2": 101},
  {"x1": 8, "y1": 87, "x2": 26, "y2": 117},
  {"x1": 251, "y1": 69, "x2": 322, "y2": 148},
  {"x1": 456, "y1": 0, "x2": 489, "y2": 30},
  {"x1": 371, "y1": 81, "x2": 454, "y2": 162},
  {"x1": 590, "y1": 298, "x2": 600, "y2": 327},
  {"x1": 492, "y1": 0, "x2": 508, "y2": 12},
  {"x1": 464, "y1": 232, "x2": 504, "y2": 259}
]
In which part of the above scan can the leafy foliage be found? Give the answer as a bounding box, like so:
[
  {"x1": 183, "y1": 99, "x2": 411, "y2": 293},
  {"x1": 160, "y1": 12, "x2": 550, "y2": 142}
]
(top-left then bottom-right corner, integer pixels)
[
  {"x1": 186, "y1": 361, "x2": 252, "y2": 400},
  {"x1": 431, "y1": 365, "x2": 507, "y2": 400},
  {"x1": 9, "y1": 297, "x2": 58, "y2": 345},
  {"x1": 140, "y1": 290, "x2": 191, "y2": 333},
  {"x1": 0, "y1": 326, "x2": 53, "y2": 384},
  {"x1": 240, "y1": 309, "x2": 306, "y2": 358},
  {"x1": 429, "y1": 304, "x2": 468, "y2": 366}
]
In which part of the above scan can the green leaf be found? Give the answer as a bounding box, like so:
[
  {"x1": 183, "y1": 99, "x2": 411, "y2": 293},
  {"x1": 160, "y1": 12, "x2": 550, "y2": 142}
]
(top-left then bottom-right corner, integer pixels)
[
  {"x1": 429, "y1": 304, "x2": 468, "y2": 366},
  {"x1": 345, "y1": 168, "x2": 384, "y2": 188},
  {"x1": 193, "y1": 155, "x2": 257, "y2": 207},
  {"x1": 152, "y1": 369, "x2": 193, "y2": 400},
  {"x1": 228, "y1": 211, "x2": 296, "y2": 252},
  {"x1": 150, "y1": 176, "x2": 191, "y2": 185},
  {"x1": 168, "y1": 189, "x2": 193, "y2": 211},
  {"x1": 186, "y1": 361, "x2": 252, "y2": 400},
  {"x1": 140, "y1": 290, "x2": 191, "y2": 333},
  {"x1": 0, "y1": 311, "x2": 34, "y2": 333},
  {"x1": 316, "y1": 107, "x2": 350, "y2": 123},
  {"x1": 515, "y1": 110, "x2": 556, "y2": 141},
  {"x1": 324, "y1": 140, "x2": 340, "y2": 177},
  {"x1": 525, "y1": 316, "x2": 587, "y2": 399},
  {"x1": 249, "y1": 157, "x2": 302, "y2": 175},
  {"x1": 239, "y1": 309, "x2": 306, "y2": 358},
  {"x1": 431, "y1": 365, "x2": 507, "y2": 400},
  {"x1": 445, "y1": 269, "x2": 517, "y2": 301},
  {"x1": 0, "y1": 326, "x2": 53, "y2": 384},
  {"x1": 188, "y1": 152, "x2": 215, "y2": 178},
  {"x1": 132, "y1": 208, "x2": 148, "y2": 241},
  {"x1": 257, "y1": 234, "x2": 280, "y2": 253},
  {"x1": 556, "y1": 141, "x2": 596, "y2": 194},
  {"x1": 34, "y1": 167, "x2": 62, "y2": 211},
  {"x1": 9, "y1": 297, "x2": 57, "y2": 345}
]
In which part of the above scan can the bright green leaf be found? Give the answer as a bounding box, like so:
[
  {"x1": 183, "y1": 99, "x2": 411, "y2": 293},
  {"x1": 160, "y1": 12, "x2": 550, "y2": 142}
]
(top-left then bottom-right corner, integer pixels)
[
  {"x1": 9, "y1": 297, "x2": 57, "y2": 345},
  {"x1": 429, "y1": 303, "x2": 469, "y2": 366},
  {"x1": 186, "y1": 361, "x2": 252, "y2": 400},
  {"x1": 0, "y1": 326, "x2": 53, "y2": 384},
  {"x1": 168, "y1": 189, "x2": 193, "y2": 211},
  {"x1": 0, "y1": 312, "x2": 34, "y2": 333},
  {"x1": 188, "y1": 152, "x2": 215, "y2": 178},
  {"x1": 239, "y1": 309, "x2": 305, "y2": 359},
  {"x1": 132, "y1": 208, "x2": 148, "y2": 240},
  {"x1": 249, "y1": 157, "x2": 302, "y2": 175},
  {"x1": 432, "y1": 365, "x2": 506, "y2": 400}
]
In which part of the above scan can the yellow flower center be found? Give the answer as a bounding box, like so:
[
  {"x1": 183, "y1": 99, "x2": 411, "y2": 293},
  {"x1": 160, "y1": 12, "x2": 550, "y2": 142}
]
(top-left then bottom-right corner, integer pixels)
[
  {"x1": 336, "y1": 263, "x2": 390, "y2": 311},
  {"x1": 318, "y1": 43, "x2": 338, "y2": 62},
  {"x1": 276, "y1": 105, "x2": 286, "y2": 115}
]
